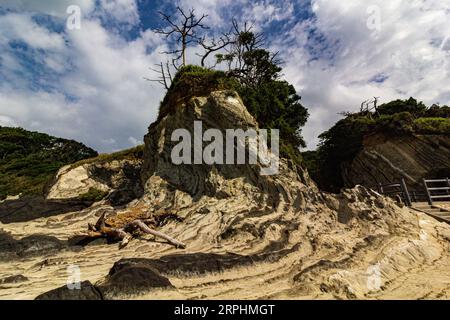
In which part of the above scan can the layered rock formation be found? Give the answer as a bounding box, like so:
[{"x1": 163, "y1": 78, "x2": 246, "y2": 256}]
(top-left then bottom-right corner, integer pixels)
[
  {"x1": 0, "y1": 87, "x2": 449, "y2": 300},
  {"x1": 140, "y1": 90, "x2": 314, "y2": 220},
  {"x1": 342, "y1": 134, "x2": 450, "y2": 189},
  {"x1": 47, "y1": 152, "x2": 143, "y2": 206}
]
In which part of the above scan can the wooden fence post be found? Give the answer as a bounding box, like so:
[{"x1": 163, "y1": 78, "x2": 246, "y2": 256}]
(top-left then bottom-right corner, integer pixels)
[
  {"x1": 423, "y1": 179, "x2": 432, "y2": 205},
  {"x1": 401, "y1": 178, "x2": 412, "y2": 207}
]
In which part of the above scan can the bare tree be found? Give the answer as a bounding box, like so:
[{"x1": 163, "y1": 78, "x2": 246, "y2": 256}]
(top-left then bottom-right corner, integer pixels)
[
  {"x1": 144, "y1": 61, "x2": 174, "y2": 90},
  {"x1": 154, "y1": 7, "x2": 208, "y2": 67},
  {"x1": 198, "y1": 31, "x2": 234, "y2": 68}
]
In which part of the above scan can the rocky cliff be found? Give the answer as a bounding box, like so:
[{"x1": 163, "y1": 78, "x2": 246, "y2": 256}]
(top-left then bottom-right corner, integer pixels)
[
  {"x1": 1, "y1": 86, "x2": 449, "y2": 300},
  {"x1": 342, "y1": 134, "x2": 450, "y2": 189},
  {"x1": 303, "y1": 99, "x2": 450, "y2": 193}
]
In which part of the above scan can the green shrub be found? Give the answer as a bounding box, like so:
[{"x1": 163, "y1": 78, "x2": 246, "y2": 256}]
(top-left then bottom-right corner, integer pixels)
[
  {"x1": 237, "y1": 80, "x2": 309, "y2": 151},
  {"x1": 78, "y1": 187, "x2": 109, "y2": 202},
  {"x1": 414, "y1": 117, "x2": 450, "y2": 135},
  {"x1": 425, "y1": 105, "x2": 450, "y2": 118},
  {"x1": 376, "y1": 112, "x2": 415, "y2": 134},
  {"x1": 377, "y1": 97, "x2": 427, "y2": 117},
  {"x1": 158, "y1": 65, "x2": 240, "y2": 120},
  {"x1": 69, "y1": 145, "x2": 144, "y2": 169}
]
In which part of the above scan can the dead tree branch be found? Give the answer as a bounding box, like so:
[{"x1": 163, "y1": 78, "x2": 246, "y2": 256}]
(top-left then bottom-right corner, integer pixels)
[
  {"x1": 198, "y1": 31, "x2": 234, "y2": 68},
  {"x1": 144, "y1": 62, "x2": 175, "y2": 90},
  {"x1": 125, "y1": 220, "x2": 186, "y2": 249},
  {"x1": 78, "y1": 213, "x2": 186, "y2": 250},
  {"x1": 154, "y1": 6, "x2": 208, "y2": 67}
]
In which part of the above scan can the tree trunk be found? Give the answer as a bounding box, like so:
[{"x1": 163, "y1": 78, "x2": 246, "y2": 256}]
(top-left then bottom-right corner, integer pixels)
[{"x1": 182, "y1": 36, "x2": 187, "y2": 66}]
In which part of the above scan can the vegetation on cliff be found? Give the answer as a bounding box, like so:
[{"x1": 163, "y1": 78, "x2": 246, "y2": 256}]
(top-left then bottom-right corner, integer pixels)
[
  {"x1": 158, "y1": 64, "x2": 309, "y2": 165},
  {"x1": 303, "y1": 98, "x2": 450, "y2": 192},
  {"x1": 78, "y1": 187, "x2": 109, "y2": 202},
  {"x1": 0, "y1": 127, "x2": 97, "y2": 199},
  {"x1": 68, "y1": 145, "x2": 144, "y2": 170},
  {"x1": 153, "y1": 10, "x2": 309, "y2": 165}
]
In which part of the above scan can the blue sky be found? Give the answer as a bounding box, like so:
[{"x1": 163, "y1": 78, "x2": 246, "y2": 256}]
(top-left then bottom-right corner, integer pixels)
[{"x1": 0, "y1": 0, "x2": 449, "y2": 152}]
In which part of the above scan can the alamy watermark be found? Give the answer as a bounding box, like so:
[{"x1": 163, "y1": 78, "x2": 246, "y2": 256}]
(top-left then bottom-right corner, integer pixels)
[
  {"x1": 66, "y1": 264, "x2": 81, "y2": 290},
  {"x1": 366, "y1": 5, "x2": 381, "y2": 37},
  {"x1": 171, "y1": 121, "x2": 279, "y2": 176},
  {"x1": 366, "y1": 263, "x2": 382, "y2": 291},
  {"x1": 66, "y1": 5, "x2": 82, "y2": 30}
]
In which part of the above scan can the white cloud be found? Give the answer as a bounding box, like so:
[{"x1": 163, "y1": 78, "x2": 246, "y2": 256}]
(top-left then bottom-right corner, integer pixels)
[
  {"x1": 98, "y1": 0, "x2": 140, "y2": 26},
  {"x1": 0, "y1": 0, "x2": 449, "y2": 153},
  {"x1": 177, "y1": 0, "x2": 236, "y2": 26},
  {"x1": 279, "y1": 0, "x2": 450, "y2": 148},
  {"x1": 1, "y1": 0, "x2": 95, "y2": 17},
  {"x1": 0, "y1": 115, "x2": 18, "y2": 127},
  {"x1": 128, "y1": 136, "x2": 141, "y2": 146},
  {"x1": 0, "y1": 3, "x2": 166, "y2": 152},
  {"x1": 243, "y1": 0, "x2": 295, "y2": 28},
  {"x1": 0, "y1": 13, "x2": 65, "y2": 50}
]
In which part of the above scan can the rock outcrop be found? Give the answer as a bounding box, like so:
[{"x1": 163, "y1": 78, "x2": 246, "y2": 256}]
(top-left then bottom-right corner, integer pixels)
[
  {"x1": 0, "y1": 229, "x2": 77, "y2": 261},
  {"x1": 342, "y1": 134, "x2": 450, "y2": 189},
  {"x1": 35, "y1": 281, "x2": 103, "y2": 300},
  {"x1": 47, "y1": 156, "x2": 143, "y2": 206},
  {"x1": 0, "y1": 197, "x2": 93, "y2": 224},
  {"x1": 140, "y1": 90, "x2": 314, "y2": 221},
  {"x1": 1, "y1": 86, "x2": 449, "y2": 300}
]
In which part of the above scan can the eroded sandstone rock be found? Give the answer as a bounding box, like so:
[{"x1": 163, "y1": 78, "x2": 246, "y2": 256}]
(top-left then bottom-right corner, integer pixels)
[
  {"x1": 47, "y1": 159, "x2": 143, "y2": 206},
  {"x1": 97, "y1": 260, "x2": 174, "y2": 299}
]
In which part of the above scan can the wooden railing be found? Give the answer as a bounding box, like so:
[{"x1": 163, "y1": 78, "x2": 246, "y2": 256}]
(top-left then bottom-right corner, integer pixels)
[
  {"x1": 377, "y1": 178, "x2": 412, "y2": 207},
  {"x1": 423, "y1": 178, "x2": 450, "y2": 205}
]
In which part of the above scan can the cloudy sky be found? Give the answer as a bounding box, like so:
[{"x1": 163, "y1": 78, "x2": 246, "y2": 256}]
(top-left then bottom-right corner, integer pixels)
[{"x1": 0, "y1": 0, "x2": 449, "y2": 152}]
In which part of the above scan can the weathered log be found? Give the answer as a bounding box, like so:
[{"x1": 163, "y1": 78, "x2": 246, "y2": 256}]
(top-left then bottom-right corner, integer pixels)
[
  {"x1": 85, "y1": 213, "x2": 186, "y2": 249},
  {"x1": 86, "y1": 231, "x2": 104, "y2": 238},
  {"x1": 95, "y1": 212, "x2": 107, "y2": 230},
  {"x1": 126, "y1": 220, "x2": 186, "y2": 249}
]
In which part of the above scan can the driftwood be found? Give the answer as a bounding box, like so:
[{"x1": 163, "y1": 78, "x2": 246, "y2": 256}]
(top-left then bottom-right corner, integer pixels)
[{"x1": 82, "y1": 212, "x2": 186, "y2": 249}]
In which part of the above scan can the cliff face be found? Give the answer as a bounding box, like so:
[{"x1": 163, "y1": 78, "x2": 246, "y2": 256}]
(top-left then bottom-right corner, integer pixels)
[
  {"x1": 141, "y1": 89, "x2": 314, "y2": 215},
  {"x1": 342, "y1": 134, "x2": 450, "y2": 189}
]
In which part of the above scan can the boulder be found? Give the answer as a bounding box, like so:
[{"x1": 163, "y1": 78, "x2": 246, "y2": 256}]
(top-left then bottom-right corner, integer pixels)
[
  {"x1": 0, "y1": 275, "x2": 28, "y2": 285},
  {"x1": 0, "y1": 196, "x2": 92, "y2": 224},
  {"x1": 35, "y1": 281, "x2": 102, "y2": 300},
  {"x1": 0, "y1": 229, "x2": 74, "y2": 261},
  {"x1": 98, "y1": 260, "x2": 173, "y2": 298}
]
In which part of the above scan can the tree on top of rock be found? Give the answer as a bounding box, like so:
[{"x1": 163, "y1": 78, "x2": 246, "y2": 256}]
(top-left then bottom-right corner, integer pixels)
[
  {"x1": 154, "y1": 7, "x2": 208, "y2": 68},
  {"x1": 150, "y1": 7, "x2": 310, "y2": 164}
]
